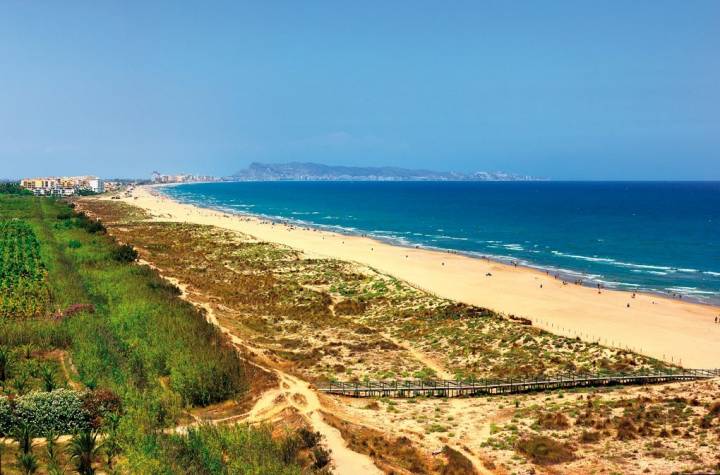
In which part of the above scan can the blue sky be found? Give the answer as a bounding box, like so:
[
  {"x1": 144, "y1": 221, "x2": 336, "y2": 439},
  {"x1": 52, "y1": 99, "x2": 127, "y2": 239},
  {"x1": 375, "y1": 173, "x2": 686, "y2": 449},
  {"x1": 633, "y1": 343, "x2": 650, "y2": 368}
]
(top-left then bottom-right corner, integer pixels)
[{"x1": 1, "y1": 1, "x2": 718, "y2": 180}]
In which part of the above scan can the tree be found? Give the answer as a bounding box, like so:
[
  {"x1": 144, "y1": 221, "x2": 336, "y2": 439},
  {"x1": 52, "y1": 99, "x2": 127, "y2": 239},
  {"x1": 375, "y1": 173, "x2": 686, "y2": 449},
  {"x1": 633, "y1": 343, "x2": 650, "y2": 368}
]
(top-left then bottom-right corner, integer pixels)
[
  {"x1": 0, "y1": 183, "x2": 31, "y2": 195},
  {"x1": 0, "y1": 346, "x2": 8, "y2": 382},
  {"x1": 45, "y1": 432, "x2": 62, "y2": 475},
  {"x1": 14, "y1": 424, "x2": 34, "y2": 455},
  {"x1": 68, "y1": 430, "x2": 99, "y2": 475},
  {"x1": 15, "y1": 452, "x2": 38, "y2": 475},
  {"x1": 41, "y1": 365, "x2": 57, "y2": 392}
]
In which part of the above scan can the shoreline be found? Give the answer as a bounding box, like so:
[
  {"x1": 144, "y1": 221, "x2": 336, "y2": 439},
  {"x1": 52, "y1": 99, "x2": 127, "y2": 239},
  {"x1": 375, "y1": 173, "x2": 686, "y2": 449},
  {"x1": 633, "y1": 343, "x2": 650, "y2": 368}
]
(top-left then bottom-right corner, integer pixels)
[
  {"x1": 155, "y1": 182, "x2": 720, "y2": 307},
  {"x1": 115, "y1": 185, "x2": 720, "y2": 368}
]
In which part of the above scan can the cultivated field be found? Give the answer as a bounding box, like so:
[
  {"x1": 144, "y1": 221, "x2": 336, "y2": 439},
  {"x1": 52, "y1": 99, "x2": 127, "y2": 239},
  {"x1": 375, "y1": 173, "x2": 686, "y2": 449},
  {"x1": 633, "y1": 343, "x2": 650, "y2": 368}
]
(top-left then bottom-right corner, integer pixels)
[{"x1": 0, "y1": 194, "x2": 328, "y2": 474}]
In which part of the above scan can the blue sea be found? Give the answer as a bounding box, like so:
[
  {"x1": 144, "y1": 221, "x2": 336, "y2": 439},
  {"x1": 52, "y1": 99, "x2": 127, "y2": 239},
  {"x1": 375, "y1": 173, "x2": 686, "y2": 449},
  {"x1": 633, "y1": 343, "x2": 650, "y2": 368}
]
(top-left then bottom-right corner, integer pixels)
[{"x1": 161, "y1": 181, "x2": 720, "y2": 304}]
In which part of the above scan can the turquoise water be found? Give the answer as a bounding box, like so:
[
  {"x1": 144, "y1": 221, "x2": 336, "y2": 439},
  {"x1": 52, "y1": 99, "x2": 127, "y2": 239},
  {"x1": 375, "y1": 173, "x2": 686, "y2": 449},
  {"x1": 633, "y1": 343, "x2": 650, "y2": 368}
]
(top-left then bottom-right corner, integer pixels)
[{"x1": 162, "y1": 181, "x2": 720, "y2": 304}]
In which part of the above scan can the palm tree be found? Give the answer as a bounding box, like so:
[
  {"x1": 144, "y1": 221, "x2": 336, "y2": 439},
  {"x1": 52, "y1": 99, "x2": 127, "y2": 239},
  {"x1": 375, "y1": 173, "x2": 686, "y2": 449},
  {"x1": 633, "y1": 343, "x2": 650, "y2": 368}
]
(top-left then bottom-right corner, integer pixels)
[
  {"x1": 45, "y1": 432, "x2": 62, "y2": 474},
  {"x1": 14, "y1": 425, "x2": 34, "y2": 455},
  {"x1": 15, "y1": 452, "x2": 38, "y2": 475},
  {"x1": 41, "y1": 365, "x2": 56, "y2": 392},
  {"x1": 0, "y1": 346, "x2": 9, "y2": 382},
  {"x1": 13, "y1": 371, "x2": 29, "y2": 396},
  {"x1": 68, "y1": 431, "x2": 99, "y2": 475},
  {"x1": 12, "y1": 425, "x2": 36, "y2": 475},
  {"x1": 102, "y1": 413, "x2": 121, "y2": 469}
]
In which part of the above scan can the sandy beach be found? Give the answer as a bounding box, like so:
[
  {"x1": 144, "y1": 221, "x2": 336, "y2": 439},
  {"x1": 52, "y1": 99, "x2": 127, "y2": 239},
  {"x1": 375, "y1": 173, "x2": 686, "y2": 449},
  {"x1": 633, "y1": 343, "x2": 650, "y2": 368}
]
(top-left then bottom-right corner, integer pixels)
[{"x1": 118, "y1": 185, "x2": 720, "y2": 368}]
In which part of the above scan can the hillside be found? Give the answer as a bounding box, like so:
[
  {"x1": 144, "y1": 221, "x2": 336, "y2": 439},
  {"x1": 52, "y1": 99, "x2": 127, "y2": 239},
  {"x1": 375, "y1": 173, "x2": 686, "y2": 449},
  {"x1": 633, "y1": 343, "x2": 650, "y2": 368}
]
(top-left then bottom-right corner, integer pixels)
[{"x1": 232, "y1": 162, "x2": 539, "y2": 181}]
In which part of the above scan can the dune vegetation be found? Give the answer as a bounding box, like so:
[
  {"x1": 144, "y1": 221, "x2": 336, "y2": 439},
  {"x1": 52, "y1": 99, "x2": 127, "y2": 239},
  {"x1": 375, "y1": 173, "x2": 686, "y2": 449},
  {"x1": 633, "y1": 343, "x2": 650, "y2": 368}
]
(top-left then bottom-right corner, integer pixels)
[
  {"x1": 71, "y1": 194, "x2": 720, "y2": 475},
  {"x1": 79, "y1": 198, "x2": 672, "y2": 385}
]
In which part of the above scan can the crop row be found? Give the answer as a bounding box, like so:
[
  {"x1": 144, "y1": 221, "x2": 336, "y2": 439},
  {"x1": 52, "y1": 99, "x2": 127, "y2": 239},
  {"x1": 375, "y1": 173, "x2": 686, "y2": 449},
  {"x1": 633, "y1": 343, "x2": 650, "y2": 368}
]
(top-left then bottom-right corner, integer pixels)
[{"x1": 0, "y1": 220, "x2": 51, "y2": 318}]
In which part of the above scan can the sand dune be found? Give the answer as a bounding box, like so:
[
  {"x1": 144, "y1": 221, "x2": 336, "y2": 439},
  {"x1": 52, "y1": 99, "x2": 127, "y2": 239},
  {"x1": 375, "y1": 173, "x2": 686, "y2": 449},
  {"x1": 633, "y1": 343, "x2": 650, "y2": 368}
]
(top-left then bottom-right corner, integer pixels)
[{"x1": 117, "y1": 185, "x2": 720, "y2": 368}]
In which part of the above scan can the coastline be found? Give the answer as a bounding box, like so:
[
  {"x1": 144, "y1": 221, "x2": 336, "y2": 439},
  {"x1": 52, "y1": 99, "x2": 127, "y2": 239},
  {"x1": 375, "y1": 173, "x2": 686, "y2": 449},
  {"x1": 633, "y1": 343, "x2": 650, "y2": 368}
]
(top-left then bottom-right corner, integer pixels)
[
  {"x1": 158, "y1": 181, "x2": 720, "y2": 306},
  {"x1": 119, "y1": 185, "x2": 720, "y2": 368}
]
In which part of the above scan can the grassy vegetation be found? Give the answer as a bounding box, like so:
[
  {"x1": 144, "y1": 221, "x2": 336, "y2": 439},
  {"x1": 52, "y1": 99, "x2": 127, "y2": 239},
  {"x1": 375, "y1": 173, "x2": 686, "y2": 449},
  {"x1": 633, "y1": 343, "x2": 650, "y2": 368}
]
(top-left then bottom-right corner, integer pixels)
[
  {"x1": 79, "y1": 197, "x2": 674, "y2": 386},
  {"x1": 476, "y1": 380, "x2": 720, "y2": 472},
  {"x1": 0, "y1": 182, "x2": 32, "y2": 195},
  {"x1": 0, "y1": 195, "x2": 321, "y2": 473},
  {"x1": 0, "y1": 220, "x2": 51, "y2": 319},
  {"x1": 515, "y1": 434, "x2": 575, "y2": 465},
  {"x1": 65, "y1": 195, "x2": 720, "y2": 474},
  {"x1": 322, "y1": 411, "x2": 475, "y2": 474}
]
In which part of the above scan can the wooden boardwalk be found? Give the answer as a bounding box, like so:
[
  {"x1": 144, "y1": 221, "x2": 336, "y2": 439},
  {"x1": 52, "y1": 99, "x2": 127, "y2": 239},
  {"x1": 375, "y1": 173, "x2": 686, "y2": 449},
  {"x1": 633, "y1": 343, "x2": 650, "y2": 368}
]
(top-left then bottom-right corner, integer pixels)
[{"x1": 318, "y1": 369, "x2": 720, "y2": 398}]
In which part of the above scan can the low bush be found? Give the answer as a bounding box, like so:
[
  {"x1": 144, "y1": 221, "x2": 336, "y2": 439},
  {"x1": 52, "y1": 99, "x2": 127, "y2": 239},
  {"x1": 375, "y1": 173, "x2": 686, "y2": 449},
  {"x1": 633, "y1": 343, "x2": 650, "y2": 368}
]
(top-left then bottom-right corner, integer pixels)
[
  {"x1": 158, "y1": 424, "x2": 306, "y2": 474},
  {"x1": 536, "y1": 411, "x2": 570, "y2": 430},
  {"x1": 515, "y1": 434, "x2": 576, "y2": 465},
  {"x1": 579, "y1": 430, "x2": 601, "y2": 443},
  {"x1": 334, "y1": 299, "x2": 368, "y2": 315},
  {"x1": 0, "y1": 397, "x2": 12, "y2": 435},
  {"x1": 112, "y1": 243, "x2": 139, "y2": 262},
  {"x1": 0, "y1": 389, "x2": 120, "y2": 437},
  {"x1": 82, "y1": 388, "x2": 123, "y2": 429},
  {"x1": 440, "y1": 445, "x2": 475, "y2": 475},
  {"x1": 73, "y1": 212, "x2": 106, "y2": 234},
  {"x1": 616, "y1": 417, "x2": 638, "y2": 440}
]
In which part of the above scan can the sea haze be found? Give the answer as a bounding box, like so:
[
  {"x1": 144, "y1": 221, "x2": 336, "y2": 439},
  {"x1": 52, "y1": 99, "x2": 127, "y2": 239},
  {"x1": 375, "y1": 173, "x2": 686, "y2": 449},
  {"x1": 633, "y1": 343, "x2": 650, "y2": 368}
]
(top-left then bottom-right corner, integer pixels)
[{"x1": 162, "y1": 181, "x2": 720, "y2": 304}]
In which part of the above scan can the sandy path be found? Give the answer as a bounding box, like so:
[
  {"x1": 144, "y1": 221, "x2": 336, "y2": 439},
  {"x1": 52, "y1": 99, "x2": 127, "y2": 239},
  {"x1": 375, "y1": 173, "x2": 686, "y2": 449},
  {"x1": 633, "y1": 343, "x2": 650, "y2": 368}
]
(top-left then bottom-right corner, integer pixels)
[
  {"x1": 59, "y1": 351, "x2": 84, "y2": 390},
  {"x1": 136, "y1": 259, "x2": 381, "y2": 474},
  {"x1": 248, "y1": 371, "x2": 382, "y2": 475},
  {"x1": 112, "y1": 186, "x2": 720, "y2": 368},
  {"x1": 383, "y1": 334, "x2": 455, "y2": 380}
]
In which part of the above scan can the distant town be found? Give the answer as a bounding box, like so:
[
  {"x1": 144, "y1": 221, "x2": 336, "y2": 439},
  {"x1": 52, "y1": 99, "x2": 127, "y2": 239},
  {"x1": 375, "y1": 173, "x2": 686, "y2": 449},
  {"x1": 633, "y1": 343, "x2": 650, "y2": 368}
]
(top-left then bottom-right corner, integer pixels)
[
  {"x1": 150, "y1": 171, "x2": 221, "y2": 184},
  {"x1": 13, "y1": 163, "x2": 540, "y2": 196},
  {"x1": 19, "y1": 176, "x2": 109, "y2": 196}
]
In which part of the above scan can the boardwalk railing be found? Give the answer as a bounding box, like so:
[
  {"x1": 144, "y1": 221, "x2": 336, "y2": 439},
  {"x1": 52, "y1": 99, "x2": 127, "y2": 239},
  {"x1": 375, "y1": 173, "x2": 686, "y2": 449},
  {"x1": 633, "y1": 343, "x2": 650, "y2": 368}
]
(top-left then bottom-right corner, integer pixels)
[{"x1": 318, "y1": 368, "x2": 720, "y2": 398}]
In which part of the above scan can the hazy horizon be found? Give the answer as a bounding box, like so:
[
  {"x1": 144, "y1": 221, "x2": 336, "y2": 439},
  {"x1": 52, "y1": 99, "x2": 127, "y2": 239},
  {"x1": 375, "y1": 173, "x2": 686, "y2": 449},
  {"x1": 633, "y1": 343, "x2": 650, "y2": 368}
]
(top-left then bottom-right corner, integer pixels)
[{"x1": 2, "y1": 1, "x2": 719, "y2": 180}]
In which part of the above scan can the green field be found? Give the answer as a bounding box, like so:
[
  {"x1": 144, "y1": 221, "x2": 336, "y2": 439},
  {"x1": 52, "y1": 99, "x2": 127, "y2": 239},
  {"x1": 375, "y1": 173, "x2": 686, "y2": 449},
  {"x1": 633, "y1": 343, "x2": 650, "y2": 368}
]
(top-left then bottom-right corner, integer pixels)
[
  {"x1": 0, "y1": 194, "x2": 321, "y2": 474},
  {"x1": 0, "y1": 220, "x2": 51, "y2": 319}
]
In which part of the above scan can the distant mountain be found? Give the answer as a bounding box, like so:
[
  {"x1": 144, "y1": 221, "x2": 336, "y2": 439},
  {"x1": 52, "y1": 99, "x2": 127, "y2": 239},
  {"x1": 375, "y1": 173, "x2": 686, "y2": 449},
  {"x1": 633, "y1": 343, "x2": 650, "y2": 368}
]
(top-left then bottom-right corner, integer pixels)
[{"x1": 231, "y1": 162, "x2": 539, "y2": 181}]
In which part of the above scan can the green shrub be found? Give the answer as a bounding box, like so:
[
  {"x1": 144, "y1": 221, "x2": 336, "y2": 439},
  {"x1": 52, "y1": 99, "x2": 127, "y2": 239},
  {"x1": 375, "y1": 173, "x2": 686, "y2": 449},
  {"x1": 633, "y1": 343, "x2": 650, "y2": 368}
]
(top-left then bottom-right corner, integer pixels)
[
  {"x1": 0, "y1": 389, "x2": 120, "y2": 436},
  {"x1": 0, "y1": 396, "x2": 14, "y2": 435},
  {"x1": 13, "y1": 389, "x2": 89, "y2": 436},
  {"x1": 158, "y1": 424, "x2": 304, "y2": 474},
  {"x1": 0, "y1": 183, "x2": 32, "y2": 195},
  {"x1": 112, "y1": 244, "x2": 138, "y2": 263},
  {"x1": 72, "y1": 212, "x2": 106, "y2": 234}
]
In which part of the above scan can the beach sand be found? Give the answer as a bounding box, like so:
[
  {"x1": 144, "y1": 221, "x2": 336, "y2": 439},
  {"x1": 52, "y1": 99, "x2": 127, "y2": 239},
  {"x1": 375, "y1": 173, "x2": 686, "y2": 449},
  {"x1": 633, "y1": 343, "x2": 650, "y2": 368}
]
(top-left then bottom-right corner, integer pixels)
[{"x1": 118, "y1": 185, "x2": 720, "y2": 368}]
